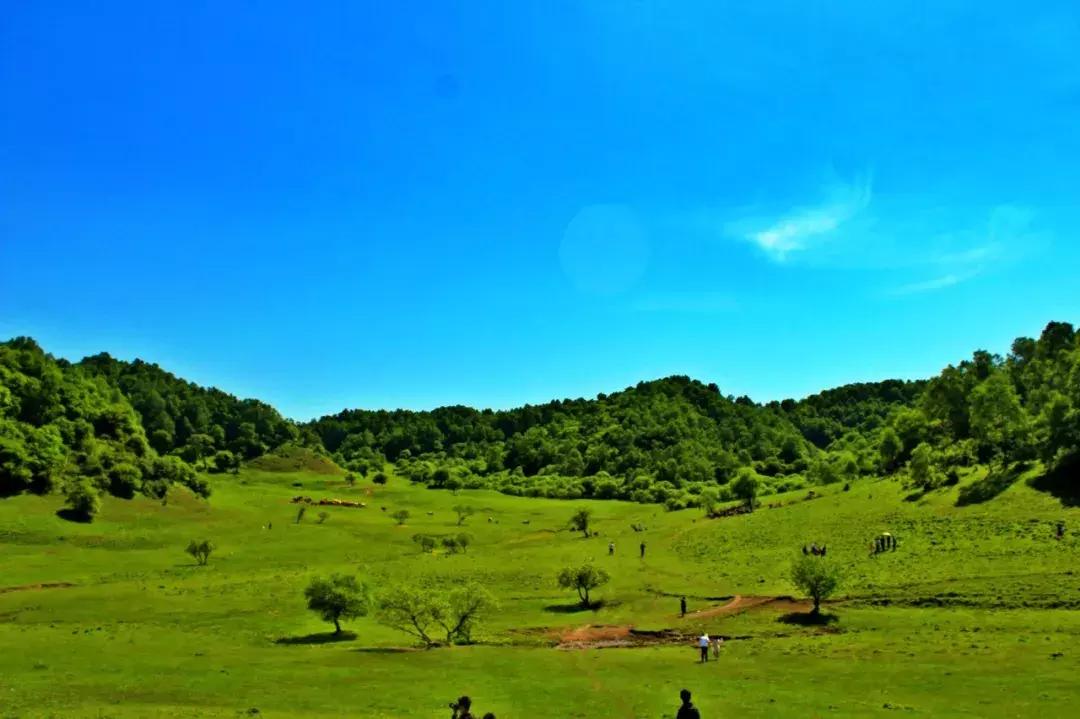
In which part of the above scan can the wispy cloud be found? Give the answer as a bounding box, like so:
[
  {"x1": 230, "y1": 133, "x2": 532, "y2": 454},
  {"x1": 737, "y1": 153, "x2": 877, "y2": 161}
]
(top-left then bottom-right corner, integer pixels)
[
  {"x1": 888, "y1": 271, "x2": 979, "y2": 296},
  {"x1": 726, "y1": 174, "x2": 873, "y2": 262}
]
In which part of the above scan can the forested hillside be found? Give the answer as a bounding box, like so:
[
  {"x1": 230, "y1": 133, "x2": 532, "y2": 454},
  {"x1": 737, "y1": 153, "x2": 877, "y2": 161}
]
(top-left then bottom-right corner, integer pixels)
[
  {"x1": 3, "y1": 321, "x2": 1079, "y2": 518},
  {"x1": 0, "y1": 338, "x2": 208, "y2": 518}
]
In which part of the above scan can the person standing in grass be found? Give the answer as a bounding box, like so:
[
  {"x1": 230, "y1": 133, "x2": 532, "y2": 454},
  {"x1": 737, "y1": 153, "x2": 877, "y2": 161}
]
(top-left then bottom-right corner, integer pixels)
[
  {"x1": 640, "y1": 541, "x2": 646, "y2": 558},
  {"x1": 711, "y1": 635, "x2": 722, "y2": 660},
  {"x1": 680, "y1": 596, "x2": 687, "y2": 616},
  {"x1": 698, "y1": 632, "x2": 710, "y2": 662},
  {"x1": 676, "y1": 688, "x2": 701, "y2": 719},
  {"x1": 609, "y1": 541, "x2": 615, "y2": 556}
]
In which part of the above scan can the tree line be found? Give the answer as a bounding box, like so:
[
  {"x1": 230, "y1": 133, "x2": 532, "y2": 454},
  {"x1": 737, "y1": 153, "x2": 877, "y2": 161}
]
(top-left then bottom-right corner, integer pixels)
[{"x1": 3, "y1": 321, "x2": 1078, "y2": 516}]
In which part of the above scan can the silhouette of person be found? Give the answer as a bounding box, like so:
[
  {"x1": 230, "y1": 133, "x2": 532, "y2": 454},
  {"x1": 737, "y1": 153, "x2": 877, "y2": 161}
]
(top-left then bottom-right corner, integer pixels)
[
  {"x1": 676, "y1": 688, "x2": 701, "y2": 719},
  {"x1": 608, "y1": 542, "x2": 615, "y2": 556},
  {"x1": 680, "y1": 596, "x2": 687, "y2": 617},
  {"x1": 640, "y1": 542, "x2": 646, "y2": 558}
]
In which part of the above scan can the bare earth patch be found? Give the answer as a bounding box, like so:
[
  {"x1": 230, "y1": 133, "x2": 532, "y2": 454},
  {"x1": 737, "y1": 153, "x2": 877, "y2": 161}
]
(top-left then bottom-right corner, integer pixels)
[{"x1": 0, "y1": 582, "x2": 75, "y2": 594}]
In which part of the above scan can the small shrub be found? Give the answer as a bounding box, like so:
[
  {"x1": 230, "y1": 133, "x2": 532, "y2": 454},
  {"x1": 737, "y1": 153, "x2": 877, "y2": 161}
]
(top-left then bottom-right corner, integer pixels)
[{"x1": 186, "y1": 539, "x2": 214, "y2": 566}]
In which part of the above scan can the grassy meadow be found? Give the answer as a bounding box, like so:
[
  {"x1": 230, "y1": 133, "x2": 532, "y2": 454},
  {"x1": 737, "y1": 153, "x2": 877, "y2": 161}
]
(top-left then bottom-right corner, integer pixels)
[{"x1": 2, "y1": 467, "x2": 1079, "y2": 718}]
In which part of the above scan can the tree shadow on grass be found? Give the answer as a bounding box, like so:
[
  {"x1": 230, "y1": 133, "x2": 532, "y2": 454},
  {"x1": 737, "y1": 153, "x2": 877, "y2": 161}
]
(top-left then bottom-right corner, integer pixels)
[
  {"x1": 544, "y1": 599, "x2": 618, "y2": 614},
  {"x1": 956, "y1": 464, "x2": 1026, "y2": 507},
  {"x1": 275, "y1": 631, "x2": 357, "y2": 645},
  {"x1": 778, "y1": 612, "x2": 838, "y2": 627},
  {"x1": 55, "y1": 509, "x2": 92, "y2": 523},
  {"x1": 352, "y1": 647, "x2": 419, "y2": 654},
  {"x1": 1028, "y1": 456, "x2": 1080, "y2": 507}
]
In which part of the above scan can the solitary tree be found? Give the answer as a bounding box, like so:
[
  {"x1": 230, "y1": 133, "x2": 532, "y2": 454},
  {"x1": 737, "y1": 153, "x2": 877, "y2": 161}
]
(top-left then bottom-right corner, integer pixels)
[
  {"x1": 185, "y1": 539, "x2": 214, "y2": 566},
  {"x1": 64, "y1": 479, "x2": 101, "y2": 522},
  {"x1": 373, "y1": 472, "x2": 388, "y2": 485},
  {"x1": 455, "y1": 533, "x2": 471, "y2": 553},
  {"x1": 344, "y1": 472, "x2": 357, "y2": 487},
  {"x1": 376, "y1": 584, "x2": 441, "y2": 647},
  {"x1": 317, "y1": 511, "x2": 330, "y2": 524},
  {"x1": 391, "y1": 509, "x2": 410, "y2": 526},
  {"x1": 453, "y1": 505, "x2": 475, "y2": 526},
  {"x1": 445, "y1": 476, "x2": 463, "y2": 495},
  {"x1": 790, "y1": 555, "x2": 842, "y2": 615},
  {"x1": 569, "y1": 508, "x2": 593, "y2": 538},
  {"x1": 377, "y1": 582, "x2": 498, "y2": 647},
  {"x1": 731, "y1": 469, "x2": 760, "y2": 511},
  {"x1": 557, "y1": 564, "x2": 610, "y2": 607},
  {"x1": 304, "y1": 574, "x2": 371, "y2": 635}
]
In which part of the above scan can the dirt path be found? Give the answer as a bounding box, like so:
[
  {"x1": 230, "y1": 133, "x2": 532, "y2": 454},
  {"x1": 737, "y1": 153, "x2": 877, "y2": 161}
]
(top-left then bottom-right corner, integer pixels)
[
  {"x1": 687, "y1": 594, "x2": 810, "y2": 619},
  {"x1": 0, "y1": 582, "x2": 74, "y2": 595}
]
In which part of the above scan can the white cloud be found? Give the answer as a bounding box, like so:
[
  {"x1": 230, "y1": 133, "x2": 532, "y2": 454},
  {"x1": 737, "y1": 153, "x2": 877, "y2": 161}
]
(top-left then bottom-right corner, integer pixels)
[
  {"x1": 729, "y1": 174, "x2": 873, "y2": 261},
  {"x1": 888, "y1": 271, "x2": 978, "y2": 296}
]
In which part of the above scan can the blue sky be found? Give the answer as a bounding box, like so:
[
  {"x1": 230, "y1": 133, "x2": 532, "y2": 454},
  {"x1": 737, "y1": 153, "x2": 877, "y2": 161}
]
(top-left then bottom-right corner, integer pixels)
[{"x1": 2, "y1": 2, "x2": 1079, "y2": 420}]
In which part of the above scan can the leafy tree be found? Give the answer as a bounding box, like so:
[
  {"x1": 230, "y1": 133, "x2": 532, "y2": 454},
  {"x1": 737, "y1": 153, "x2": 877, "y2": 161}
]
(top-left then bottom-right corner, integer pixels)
[
  {"x1": 731, "y1": 469, "x2": 760, "y2": 511},
  {"x1": 879, "y1": 427, "x2": 902, "y2": 473},
  {"x1": 373, "y1": 472, "x2": 388, "y2": 485},
  {"x1": 63, "y1": 478, "x2": 101, "y2": 522},
  {"x1": 432, "y1": 467, "x2": 451, "y2": 488},
  {"x1": 970, "y1": 371, "x2": 1030, "y2": 466},
  {"x1": 556, "y1": 564, "x2": 610, "y2": 607},
  {"x1": 317, "y1": 511, "x2": 330, "y2": 524},
  {"x1": 445, "y1": 476, "x2": 463, "y2": 494},
  {"x1": 569, "y1": 507, "x2": 593, "y2": 538},
  {"x1": 790, "y1": 555, "x2": 842, "y2": 615},
  {"x1": 344, "y1": 472, "x2": 356, "y2": 487},
  {"x1": 185, "y1": 539, "x2": 214, "y2": 565},
  {"x1": 376, "y1": 584, "x2": 442, "y2": 647},
  {"x1": 698, "y1": 486, "x2": 719, "y2": 516},
  {"x1": 453, "y1": 505, "x2": 475, "y2": 526},
  {"x1": 304, "y1": 574, "x2": 371, "y2": 635},
  {"x1": 455, "y1": 532, "x2": 472, "y2": 553},
  {"x1": 391, "y1": 509, "x2": 410, "y2": 525},
  {"x1": 436, "y1": 582, "x2": 497, "y2": 644},
  {"x1": 908, "y1": 442, "x2": 940, "y2": 491}
]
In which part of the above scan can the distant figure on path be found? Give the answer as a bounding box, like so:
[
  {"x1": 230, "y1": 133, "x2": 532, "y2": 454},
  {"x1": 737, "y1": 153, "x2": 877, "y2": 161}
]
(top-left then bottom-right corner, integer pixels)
[
  {"x1": 609, "y1": 542, "x2": 615, "y2": 556},
  {"x1": 640, "y1": 542, "x2": 646, "y2": 558},
  {"x1": 711, "y1": 635, "x2": 722, "y2": 659},
  {"x1": 680, "y1": 596, "x2": 687, "y2": 617},
  {"x1": 676, "y1": 688, "x2": 701, "y2": 719},
  {"x1": 698, "y1": 632, "x2": 710, "y2": 662}
]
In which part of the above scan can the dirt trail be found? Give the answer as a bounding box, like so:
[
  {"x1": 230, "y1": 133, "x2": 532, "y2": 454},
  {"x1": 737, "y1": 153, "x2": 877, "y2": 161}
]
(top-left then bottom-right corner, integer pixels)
[
  {"x1": 687, "y1": 594, "x2": 811, "y2": 619},
  {"x1": 0, "y1": 582, "x2": 74, "y2": 594}
]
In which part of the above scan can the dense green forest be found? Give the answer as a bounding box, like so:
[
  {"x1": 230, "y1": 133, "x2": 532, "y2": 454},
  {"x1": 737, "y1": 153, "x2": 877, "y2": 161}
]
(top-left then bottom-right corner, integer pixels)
[{"x1": 2, "y1": 321, "x2": 1078, "y2": 517}]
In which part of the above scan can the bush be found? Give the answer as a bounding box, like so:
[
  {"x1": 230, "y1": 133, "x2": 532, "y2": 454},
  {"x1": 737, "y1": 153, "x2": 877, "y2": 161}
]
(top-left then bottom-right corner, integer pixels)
[
  {"x1": 185, "y1": 539, "x2": 214, "y2": 566},
  {"x1": 373, "y1": 472, "x2": 388, "y2": 485},
  {"x1": 391, "y1": 509, "x2": 410, "y2": 525}
]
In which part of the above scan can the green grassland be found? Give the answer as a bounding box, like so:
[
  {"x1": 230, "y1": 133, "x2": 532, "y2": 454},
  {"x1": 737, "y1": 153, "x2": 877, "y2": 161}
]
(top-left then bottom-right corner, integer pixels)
[{"x1": 2, "y1": 468, "x2": 1079, "y2": 718}]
